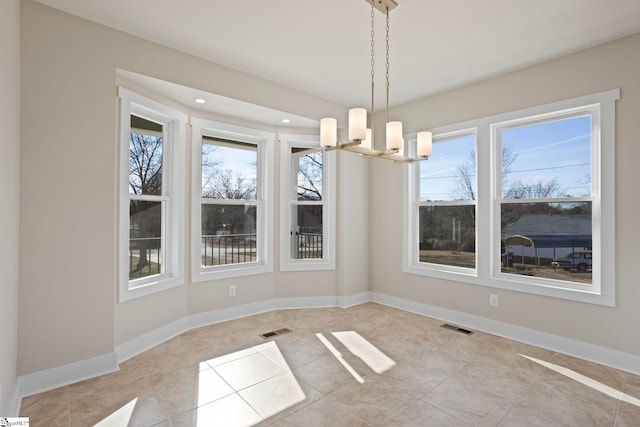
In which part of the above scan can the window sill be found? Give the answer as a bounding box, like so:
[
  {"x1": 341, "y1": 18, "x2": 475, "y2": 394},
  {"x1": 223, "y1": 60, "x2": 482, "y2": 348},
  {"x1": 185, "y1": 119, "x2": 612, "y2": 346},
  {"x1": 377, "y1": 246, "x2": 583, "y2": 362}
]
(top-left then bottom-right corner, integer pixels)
[
  {"x1": 280, "y1": 259, "x2": 336, "y2": 272},
  {"x1": 192, "y1": 262, "x2": 273, "y2": 282},
  {"x1": 403, "y1": 263, "x2": 615, "y2": 307},
  {"x1": 119, "y1": 274, "x2": 183, "y2": 302}
]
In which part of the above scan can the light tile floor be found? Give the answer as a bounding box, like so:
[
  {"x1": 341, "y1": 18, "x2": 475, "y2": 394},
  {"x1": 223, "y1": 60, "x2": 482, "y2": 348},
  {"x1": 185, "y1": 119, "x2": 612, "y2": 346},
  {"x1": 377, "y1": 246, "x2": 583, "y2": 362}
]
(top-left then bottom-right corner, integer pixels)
[{"x1": 20, "y1": 303, "x2": 640, "y2": 426}]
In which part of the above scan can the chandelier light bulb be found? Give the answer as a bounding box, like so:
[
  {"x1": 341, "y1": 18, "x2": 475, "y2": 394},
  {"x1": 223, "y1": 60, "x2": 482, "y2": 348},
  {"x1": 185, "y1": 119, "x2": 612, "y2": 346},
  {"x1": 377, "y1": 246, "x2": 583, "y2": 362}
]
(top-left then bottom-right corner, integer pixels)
[
  {"x1": 417, "y1": 131, "x2": 433, "y2": 157},
  {"x1": 320, "y1": 117, "x2": 338, "y2": 147},
  {"x1": 349, "y1": 108, "x2": 367, "y2": 141},
  {"x1": 386, "y1": 121, "x2": 403, "y2": 150}
]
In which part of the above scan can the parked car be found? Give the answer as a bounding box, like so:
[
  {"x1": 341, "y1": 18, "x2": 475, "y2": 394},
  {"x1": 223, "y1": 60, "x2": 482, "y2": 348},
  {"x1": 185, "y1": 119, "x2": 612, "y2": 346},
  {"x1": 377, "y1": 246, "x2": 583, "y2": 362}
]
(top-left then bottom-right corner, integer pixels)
[{"x1": 552, "y1": 250, "x2": 592, "y2": 272}]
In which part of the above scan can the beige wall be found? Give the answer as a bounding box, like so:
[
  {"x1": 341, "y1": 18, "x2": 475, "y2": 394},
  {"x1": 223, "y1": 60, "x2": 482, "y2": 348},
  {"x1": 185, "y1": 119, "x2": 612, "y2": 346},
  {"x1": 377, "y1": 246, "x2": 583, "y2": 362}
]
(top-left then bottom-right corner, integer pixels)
[
  {"x1": 371, "y1": 32, "x2": 640, "y2": 357},
  {"x1": 336, "y1": 152, "x2": 370, "y2": 299},
  {"x1": 19, "y1": 0, "x2": 350, "y2": 374},
  {"x1": 0, "y1": 0, "x2": 21, "y2": 414}
]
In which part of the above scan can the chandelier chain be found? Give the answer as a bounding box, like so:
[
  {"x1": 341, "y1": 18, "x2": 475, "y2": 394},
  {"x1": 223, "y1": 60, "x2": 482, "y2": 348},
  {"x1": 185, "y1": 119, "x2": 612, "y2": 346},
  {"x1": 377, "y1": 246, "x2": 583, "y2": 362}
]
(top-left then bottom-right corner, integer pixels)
[
  {"x1": 370, "y1": 0, "x2": 376, "y2": 138},
  {"x1": 370, "y1": 1, "x2": 375, "y2": 83},
  {"x1": 385, "y1": 7, "x2": 390, "y2": 124}
]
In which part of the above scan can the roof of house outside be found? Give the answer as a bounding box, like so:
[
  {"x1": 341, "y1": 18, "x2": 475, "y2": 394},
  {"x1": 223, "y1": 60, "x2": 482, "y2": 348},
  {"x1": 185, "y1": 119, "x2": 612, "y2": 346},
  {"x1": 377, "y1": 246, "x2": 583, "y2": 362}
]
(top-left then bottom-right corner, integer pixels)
[{"x1": 503, "y1": 214, "x2": 592, "y2": 248}]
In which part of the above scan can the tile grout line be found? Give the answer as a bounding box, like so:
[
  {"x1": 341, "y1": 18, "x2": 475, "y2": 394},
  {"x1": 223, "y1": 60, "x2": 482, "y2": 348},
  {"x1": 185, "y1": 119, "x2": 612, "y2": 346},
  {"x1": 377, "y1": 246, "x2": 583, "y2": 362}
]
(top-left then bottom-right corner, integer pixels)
[
  {"x1": 495, "y1": 350, "x2": 553, "y2": 426},
  {"x1": 65, "y1": 386, "x2": 71, "y2": 427}
]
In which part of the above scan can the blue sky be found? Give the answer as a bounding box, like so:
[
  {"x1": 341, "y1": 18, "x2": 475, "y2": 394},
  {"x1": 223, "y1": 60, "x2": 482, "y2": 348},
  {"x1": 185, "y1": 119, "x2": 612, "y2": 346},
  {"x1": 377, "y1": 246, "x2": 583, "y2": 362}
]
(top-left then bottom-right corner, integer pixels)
[
  {"x1": 201, "y1": 143, "x2": 257, "y2": 195},
  {"x1": 419, "y1": 134, "x2": 476, "y2": 201},
  {"x1": 419, "y1": 115, "x2": 592, "y2": 202},
  {"x1": 503, "y1": 115, "x2": 591, "y2": 198}
]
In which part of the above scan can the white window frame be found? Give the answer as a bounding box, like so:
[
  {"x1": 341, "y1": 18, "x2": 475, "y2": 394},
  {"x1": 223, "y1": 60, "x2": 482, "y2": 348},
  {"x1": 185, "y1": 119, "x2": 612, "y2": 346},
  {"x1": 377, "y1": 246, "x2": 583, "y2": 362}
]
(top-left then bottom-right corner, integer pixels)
[
  {"x1": 191, "y1": 118, "x2": 274, "y2": 281},
  {"x1": 117, "y1": 87, "x2": 186, "y2": 302},
  {"x1": 405, "y1": 89, "x2": 618, "y2": 306},
  {"x1": 279, "y1": 134, "x2": 336, "y2": 271},
  {"x1": 404, "y1": 128, "x2": 479, "y2": 280}
]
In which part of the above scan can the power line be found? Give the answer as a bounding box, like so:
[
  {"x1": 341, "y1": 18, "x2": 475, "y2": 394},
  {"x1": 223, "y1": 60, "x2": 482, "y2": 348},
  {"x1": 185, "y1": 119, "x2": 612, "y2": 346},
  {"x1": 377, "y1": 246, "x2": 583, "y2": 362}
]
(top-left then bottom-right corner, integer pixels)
[
  {"x1": 419, "y1": 162, "x2": 590, "y2": 181},
  {"x1": 505, "y1": 162, "x2": 590, "y2": 175}
]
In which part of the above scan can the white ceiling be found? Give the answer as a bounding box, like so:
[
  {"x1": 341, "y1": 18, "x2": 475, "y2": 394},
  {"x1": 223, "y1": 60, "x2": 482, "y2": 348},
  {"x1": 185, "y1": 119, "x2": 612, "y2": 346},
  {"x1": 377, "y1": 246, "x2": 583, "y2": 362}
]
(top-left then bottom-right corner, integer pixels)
[{"x1": 35, "y1": 0, "x2": 640, "y2": 117}]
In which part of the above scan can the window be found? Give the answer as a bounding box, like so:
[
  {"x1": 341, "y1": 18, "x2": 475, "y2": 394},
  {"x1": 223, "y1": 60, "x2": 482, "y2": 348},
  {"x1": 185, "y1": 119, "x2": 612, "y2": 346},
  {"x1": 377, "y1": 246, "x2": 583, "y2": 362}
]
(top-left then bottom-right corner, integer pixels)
[
  {"x1": 118, "y1": 88, "x2": 186, "y2": 301},
  {"x1": 280, "y1": 135, "x2": 336, "y2": 271},
  {"x1": 405, "y1": 89, "x2": 618, "y2": 305},
  {"x1": 411, "y1": 131, "x2": 477, "y2": 273},
  {"x1": 495, "y1": 112, "x2": 595, "y2": 290},
  {"x1": 192, "y1": 119, "x2": 274, "y2": 281}
]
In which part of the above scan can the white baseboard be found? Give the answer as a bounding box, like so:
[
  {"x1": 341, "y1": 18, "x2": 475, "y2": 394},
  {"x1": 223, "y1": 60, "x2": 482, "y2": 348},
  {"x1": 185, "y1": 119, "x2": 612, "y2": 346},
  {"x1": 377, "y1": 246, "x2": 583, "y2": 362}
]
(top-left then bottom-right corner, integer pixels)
[
  {"x1": 189, "y1": 300, "x2": 276, "y2": 330},
  {"x1": 7, "y1": 382, "x2": 21, "y2": 416},
  {"x1": 371, "y1": 292, "x2": 640, "y2": 376},
  {"x1": 116, "y1": 317, "x2": 190, "y2": 363},
  {"x1": 275, "y1": 296, "x2": 339, "y2": 310},
  {"x1": 338, "y1": 292, "x2": 371, "y2": 308},
  {"x1": 18, "y1": 352, "x2": 118, "y2": 399},
  {"x1": 119, "y1": 296, "x2": 352, "y2": 367}
]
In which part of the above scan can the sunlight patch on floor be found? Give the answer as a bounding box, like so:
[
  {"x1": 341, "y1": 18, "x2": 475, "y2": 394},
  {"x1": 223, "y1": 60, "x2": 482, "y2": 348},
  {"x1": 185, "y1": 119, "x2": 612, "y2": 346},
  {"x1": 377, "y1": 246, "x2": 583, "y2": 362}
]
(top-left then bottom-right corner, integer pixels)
[
  {"x1": 521, "y1": 354, "x2": 640, "y2": 407},
  {"x1": 316, "y1": 333, "x2": 365, "y2": 384},
  {"x1": 332, "y1": 331, "x2": 396, "y2": 374},
  {"x1": 93, "y1": 398, "x2": 137, "y2": 427},
  {"x1": 194, "y1": 341, "x2": 306, "y2": 426}
]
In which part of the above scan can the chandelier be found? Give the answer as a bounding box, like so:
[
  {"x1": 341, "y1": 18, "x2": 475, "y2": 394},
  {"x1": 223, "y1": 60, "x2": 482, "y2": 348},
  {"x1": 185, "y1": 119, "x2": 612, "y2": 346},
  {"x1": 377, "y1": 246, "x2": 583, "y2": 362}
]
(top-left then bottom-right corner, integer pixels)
[{"x1": 320, "y1": 0, "x2": 432, "y2": 162}]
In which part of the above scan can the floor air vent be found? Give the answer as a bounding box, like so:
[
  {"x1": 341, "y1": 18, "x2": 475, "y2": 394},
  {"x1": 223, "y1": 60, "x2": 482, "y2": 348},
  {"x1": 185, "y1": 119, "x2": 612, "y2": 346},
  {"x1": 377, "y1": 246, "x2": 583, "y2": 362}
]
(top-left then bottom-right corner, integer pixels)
[
  {"x1": 259, "y1": 328, "x2": 292, "y2": 339},
  {"x1": 440, "y1": 323, "x2": 475, "y2": 335}
]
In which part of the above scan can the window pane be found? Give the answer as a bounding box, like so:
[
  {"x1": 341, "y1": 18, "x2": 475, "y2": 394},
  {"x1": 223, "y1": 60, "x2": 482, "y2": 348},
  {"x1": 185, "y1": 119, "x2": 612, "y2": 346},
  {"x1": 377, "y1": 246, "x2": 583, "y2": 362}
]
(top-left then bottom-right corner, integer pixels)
[
  {"x1": 292, "y1": 148, "x2": 323, "y2": 201},
  {"x1": 501, "y1": 202, "x2": 592, "y2": 284},
  {"x1": 201, "y1": 204, "x2": 257, "y2": 266},
  {"x1": 418, "y1": 205, "x2": 475, "y2": 268},
  {"x1": 419, "y1": 135, "x2": 475, "y2": 202},
  {"x1": 202, "y1": 139, "x2": 257, "y2": 200},
  {"x1": 501, "y1": 115, "x2": 591, "y2": 199},
  {"x1": 129, "y1": 200, "x2": 163, "y2": 279},
  {"x1": 291, "y1": 205, "x2": 323, "y2": 259},
  {"x1": 129, "y1": 115, "x2": 163, "y2": 196}
]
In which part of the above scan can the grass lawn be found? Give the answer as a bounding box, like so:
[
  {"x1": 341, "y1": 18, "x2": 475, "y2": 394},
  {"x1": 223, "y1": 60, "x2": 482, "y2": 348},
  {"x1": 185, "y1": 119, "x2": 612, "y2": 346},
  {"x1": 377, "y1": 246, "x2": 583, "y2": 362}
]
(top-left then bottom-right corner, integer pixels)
[
  {"x1": 420, "y1": 250, "x2": 592, "y2": 284},
  {"x1": 129, "y1": 256, "x2": 161, "y2": 279}
]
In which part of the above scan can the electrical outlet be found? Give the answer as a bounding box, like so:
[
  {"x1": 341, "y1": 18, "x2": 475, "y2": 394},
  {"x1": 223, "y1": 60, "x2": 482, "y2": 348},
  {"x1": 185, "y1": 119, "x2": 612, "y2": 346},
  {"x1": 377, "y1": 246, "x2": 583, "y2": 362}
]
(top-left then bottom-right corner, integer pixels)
[
  {"x1": 489, "y1": 294, "x2": 499, "y2": 307},
  {"x1": 229, "y1": 284, "x2": 236, "y2": 297}
]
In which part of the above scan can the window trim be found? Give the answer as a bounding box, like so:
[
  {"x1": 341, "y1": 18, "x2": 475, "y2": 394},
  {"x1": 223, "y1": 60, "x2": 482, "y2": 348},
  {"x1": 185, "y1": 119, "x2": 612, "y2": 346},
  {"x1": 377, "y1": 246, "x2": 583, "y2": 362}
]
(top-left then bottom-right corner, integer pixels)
[
  {"x1": 404, "y1": 128, "x2": 479, "y2": 277},
  {"x1": 191, "y1": 118, "x2": 274, "y2": 281},
  {"x1": 404, "y1": 89, "x2": 618, "y2": 306},
  {"x1": 279, "y1": 134, "x2": 336, "y2": 271},
  {"x1": 117, "y1": 87, "x2": 186, "y2": 302}
]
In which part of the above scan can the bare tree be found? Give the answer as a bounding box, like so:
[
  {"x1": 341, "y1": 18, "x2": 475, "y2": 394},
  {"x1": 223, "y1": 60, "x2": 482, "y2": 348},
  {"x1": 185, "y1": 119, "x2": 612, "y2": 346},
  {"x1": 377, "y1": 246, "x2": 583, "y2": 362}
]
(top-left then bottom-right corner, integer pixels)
[
  {"x1": 201, "y1": 168, "x2": 258, "y2": 239},
  {"x1": 453, "y1": 151, "x2": 476, "y2": 201},
  {"x1": 296, "y1": 151, "x2": 322, "y2": 201},
  {"x1": 201, "y1": 143, "x2": 222, "y2": 194},
  {"x1": 500, "y1": 178, "x2": 564, "y2": 228},
  {"x1": 129, "y1": 133, "x2": 162, "y2": 195},
  {"x1": 453, "y1": 145, "x2": 518, "y2": 201},
  {"x1": 421, "y1": 145, "x2": 520, "y2": 256},
  {"x1": 129, "y1": 132, "x2": 163, "y2": 276},
  {"x1": 504, "y1": 177, "x2": 561, "y2": 199},
  {"x1": 203, "y1": 169, "x2": 256, "y2": 200}
]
